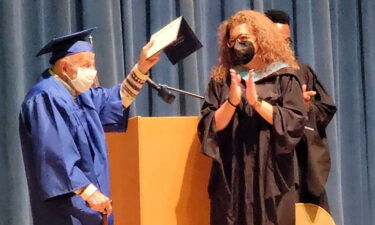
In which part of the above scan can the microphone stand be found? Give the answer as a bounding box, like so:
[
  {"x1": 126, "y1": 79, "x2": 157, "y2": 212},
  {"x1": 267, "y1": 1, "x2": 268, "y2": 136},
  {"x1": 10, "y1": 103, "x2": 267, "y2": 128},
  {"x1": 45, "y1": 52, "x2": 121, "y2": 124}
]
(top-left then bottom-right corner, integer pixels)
[
  {"x1": 159, "y1": 84, "x2": 204, "y2": 100},
  {"x1": 146, "y1": 77, "x2": 204, "y2": 104}
]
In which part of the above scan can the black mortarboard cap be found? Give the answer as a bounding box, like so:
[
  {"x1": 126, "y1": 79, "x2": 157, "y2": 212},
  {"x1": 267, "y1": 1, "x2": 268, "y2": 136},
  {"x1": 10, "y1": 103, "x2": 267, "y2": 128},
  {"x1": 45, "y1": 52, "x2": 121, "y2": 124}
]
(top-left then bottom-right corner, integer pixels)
[
  {"x1": 36, "y1": 27, "x2": 97, "y2": 64},
  {"x1": 163, "y1": 18, "x2": 202, "y2": 65}
]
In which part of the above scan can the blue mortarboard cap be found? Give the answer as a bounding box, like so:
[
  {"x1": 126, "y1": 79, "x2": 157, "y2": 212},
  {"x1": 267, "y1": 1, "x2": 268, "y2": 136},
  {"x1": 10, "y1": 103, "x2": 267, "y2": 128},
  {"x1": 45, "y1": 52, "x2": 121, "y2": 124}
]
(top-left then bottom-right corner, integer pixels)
[{"x1": 36, "y1": 27, "x2": 97, "y2": 64}]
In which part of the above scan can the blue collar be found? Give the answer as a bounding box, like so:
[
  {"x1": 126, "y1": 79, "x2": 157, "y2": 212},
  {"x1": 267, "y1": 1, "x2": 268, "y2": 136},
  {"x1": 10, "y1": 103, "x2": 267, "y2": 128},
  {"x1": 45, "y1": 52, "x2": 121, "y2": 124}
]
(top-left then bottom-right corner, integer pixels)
[{"x1": 233, "y1": 62, "x2": 289, "y2": 82}]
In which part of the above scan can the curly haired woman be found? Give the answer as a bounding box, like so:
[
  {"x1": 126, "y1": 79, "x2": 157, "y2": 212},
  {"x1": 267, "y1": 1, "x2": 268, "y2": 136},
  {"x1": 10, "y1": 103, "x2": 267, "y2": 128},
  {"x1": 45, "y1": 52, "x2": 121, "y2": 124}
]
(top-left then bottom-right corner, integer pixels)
[{"x1": 198, "y1": 10, "x2": 307, "y2": 225}]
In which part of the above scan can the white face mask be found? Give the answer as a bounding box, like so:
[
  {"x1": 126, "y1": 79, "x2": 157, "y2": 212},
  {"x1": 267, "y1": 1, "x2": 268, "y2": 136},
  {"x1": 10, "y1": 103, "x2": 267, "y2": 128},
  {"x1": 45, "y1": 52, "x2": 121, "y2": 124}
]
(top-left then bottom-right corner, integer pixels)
[{"x1": 70, "y1": 67, "x2": 97, "y2": 93}]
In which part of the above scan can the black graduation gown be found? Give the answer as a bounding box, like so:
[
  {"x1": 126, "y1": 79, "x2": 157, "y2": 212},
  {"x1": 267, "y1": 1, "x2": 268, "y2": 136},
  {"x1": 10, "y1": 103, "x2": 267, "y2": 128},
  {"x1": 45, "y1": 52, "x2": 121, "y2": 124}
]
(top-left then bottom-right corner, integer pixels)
[
  {"x1": 198, "y1": 67, "x2": 307, "y2": 225},
  {"x1": 294, "y1": 63, "x2": 337, "y2": 211}
]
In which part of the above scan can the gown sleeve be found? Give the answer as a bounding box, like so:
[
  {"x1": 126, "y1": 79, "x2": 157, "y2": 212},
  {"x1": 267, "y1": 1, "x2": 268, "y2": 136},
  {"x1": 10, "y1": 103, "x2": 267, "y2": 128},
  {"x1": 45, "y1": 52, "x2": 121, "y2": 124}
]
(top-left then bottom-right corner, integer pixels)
[
  {"x1": 300, "y1": 65, "x2": 337, "y2": 196},
  {"x1": 306, "y1": 65, "x2": 337, "y2": 130},
  {"x1": 272, "y1": 74, "x2": 307, "y2": 155},
  {"x1": 87, "y1": 84, "x2": 129, "y2": 132},
  {"x1": 20, "y1": 93, "x2": 91, "y2": 200},
  {"x1": 197, "y1": 79, "x2": 224, "y2": 161},
  {"x1": 197, "y1": 78, "x2": 234, "y2": 198}
]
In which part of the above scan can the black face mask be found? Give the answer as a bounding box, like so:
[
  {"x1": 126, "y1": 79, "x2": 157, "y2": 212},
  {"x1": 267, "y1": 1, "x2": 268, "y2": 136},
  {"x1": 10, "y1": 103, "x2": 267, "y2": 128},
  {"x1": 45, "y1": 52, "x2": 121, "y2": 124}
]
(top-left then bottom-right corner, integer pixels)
[{"x1": 233, "y1": 40, "x2": 255, "y2": 65}]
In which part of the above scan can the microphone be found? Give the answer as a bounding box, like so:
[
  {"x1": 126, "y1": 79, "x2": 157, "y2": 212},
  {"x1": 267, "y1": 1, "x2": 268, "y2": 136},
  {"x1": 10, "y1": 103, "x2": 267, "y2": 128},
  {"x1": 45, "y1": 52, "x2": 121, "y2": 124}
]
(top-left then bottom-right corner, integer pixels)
[
  {"x1": 146, "y1": 77, "x2": 204, "y2": 104},
  {"x1": 146, "y1": 77, "x2": 160, "y2": 90},
  {"x1": 146, "y1": 78, "x2": 176, "y2": 104}
]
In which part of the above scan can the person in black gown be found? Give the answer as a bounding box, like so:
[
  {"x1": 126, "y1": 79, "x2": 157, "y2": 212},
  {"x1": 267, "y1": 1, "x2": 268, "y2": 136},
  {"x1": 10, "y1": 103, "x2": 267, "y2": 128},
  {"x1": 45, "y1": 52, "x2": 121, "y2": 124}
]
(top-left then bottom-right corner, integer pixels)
[
  {"x1": 198, "y1": 10, "x2": 307, "y2": 225},
  {"x1": 265, "y1": 10, "x2": 337, "y2": 211}
]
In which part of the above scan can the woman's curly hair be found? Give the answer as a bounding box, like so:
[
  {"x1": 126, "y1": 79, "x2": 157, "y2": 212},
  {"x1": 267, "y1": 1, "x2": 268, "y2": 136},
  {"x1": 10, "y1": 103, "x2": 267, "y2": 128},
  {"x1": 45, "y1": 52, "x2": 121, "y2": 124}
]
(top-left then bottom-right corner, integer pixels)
[{"x1": 212, "y1": 10, "x2": 299, "y2": 82}]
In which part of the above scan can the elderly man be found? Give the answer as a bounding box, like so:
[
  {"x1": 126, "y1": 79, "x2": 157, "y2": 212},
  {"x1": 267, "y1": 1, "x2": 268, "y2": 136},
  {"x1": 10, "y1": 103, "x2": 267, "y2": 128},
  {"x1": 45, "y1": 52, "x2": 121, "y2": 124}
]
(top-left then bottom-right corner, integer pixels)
[
  {"x1": 265, "y1": 10, "x2": 337, "y2": 211},
  {"x1": 19, "y1": 28, "x2": 160, "y2": 225}
]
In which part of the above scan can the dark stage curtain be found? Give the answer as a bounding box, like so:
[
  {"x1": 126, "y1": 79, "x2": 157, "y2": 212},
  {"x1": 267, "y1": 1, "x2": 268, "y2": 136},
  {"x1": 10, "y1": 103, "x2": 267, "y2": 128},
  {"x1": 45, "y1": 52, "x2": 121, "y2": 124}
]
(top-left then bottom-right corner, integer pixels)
[{"x1": 0, "y1": 0, "x2": 373, "y2": 224}]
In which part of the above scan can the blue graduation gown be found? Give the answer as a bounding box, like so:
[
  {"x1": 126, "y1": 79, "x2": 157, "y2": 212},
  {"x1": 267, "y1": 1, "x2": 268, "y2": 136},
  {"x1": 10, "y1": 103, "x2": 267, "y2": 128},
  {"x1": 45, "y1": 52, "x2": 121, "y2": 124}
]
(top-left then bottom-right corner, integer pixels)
[{"x1": 19, "y1": 70, "x2": 129, "y2": 225}]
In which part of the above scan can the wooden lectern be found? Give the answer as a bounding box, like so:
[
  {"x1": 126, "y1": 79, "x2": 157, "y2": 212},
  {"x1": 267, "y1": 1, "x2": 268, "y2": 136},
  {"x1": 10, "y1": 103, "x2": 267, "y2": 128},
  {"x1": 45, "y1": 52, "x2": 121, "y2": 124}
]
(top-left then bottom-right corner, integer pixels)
[{"x1": 106, "y1": 116, "x2": 211, "y2": 225}]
